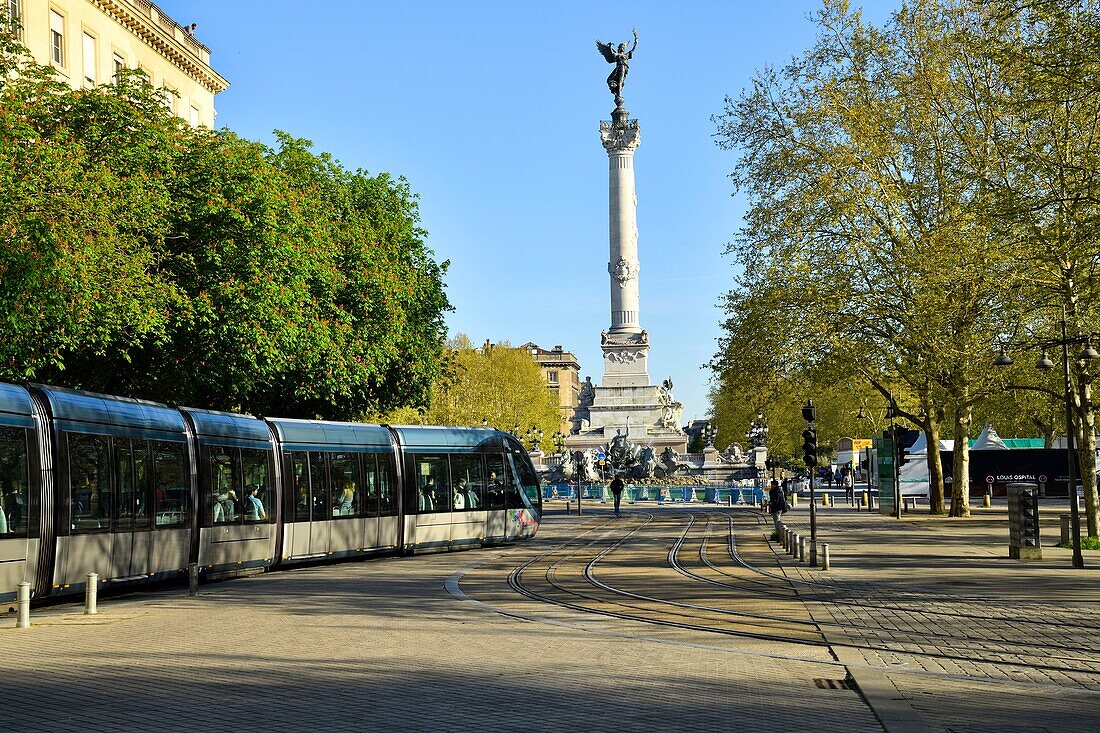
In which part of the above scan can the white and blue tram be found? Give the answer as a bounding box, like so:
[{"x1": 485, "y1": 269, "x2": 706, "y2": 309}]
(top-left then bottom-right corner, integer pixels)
[{"x1": 0, "y1": 381, "x2": 541, "y2": 605}]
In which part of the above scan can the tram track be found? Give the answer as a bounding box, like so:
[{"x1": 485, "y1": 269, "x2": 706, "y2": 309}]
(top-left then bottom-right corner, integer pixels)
[
  {"x1": 459, "y1": 508, "x2": 1100, "y2": 683},
  {"x1": 506, "y1": 510, "x2": 831, "y2": 648}
]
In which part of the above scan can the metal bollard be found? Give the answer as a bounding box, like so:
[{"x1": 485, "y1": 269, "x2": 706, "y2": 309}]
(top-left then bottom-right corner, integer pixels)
[
  {"x1": 791, "y1": 533, "x2": 800, "y2": 556},
  {"x1": 16, "y1": 581, "x2": 30, "y2": 628},
  {"x1": 821, "y1": 543, "x2": 831, "y2": 571},
  {"x1": 798, "y1": 536, "x2": 806, "y2": 562},
  {"x1": 983, "y1": 493, "x2": 992, "y2": 508},
  {"x1": 85, "y1": 572, "x2": 98, "y2": 615},
  {"x1": 188, "y1": 562, "x2": 199, "y2": 597}
]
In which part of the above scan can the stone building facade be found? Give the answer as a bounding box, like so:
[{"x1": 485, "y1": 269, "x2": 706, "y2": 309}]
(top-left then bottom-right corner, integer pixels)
[
  {"x1": 9, "y1": 0, "x2": 228, "y2": 127},
  {"x1": 521, "y1": 343, "x2": 581, "y2": 434}
]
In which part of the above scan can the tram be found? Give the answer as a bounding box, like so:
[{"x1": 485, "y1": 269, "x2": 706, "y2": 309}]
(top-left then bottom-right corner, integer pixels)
[{"x1": 0, "y1": 381, "x2": 541, "y2": 605}]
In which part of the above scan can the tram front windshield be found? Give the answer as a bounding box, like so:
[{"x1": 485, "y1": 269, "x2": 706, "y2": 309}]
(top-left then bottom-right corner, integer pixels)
[{"x1": 509, "y1": 450, "x2": 542, "y2": 520}]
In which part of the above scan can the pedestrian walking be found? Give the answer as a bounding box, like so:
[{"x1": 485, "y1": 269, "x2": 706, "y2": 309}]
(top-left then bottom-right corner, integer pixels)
[
  {"x1": 610, "y1": 475, "x2": 625, "y2": 517},
  {"x1": 768, "y1": 479, "x2": 787, "y2": 531}
]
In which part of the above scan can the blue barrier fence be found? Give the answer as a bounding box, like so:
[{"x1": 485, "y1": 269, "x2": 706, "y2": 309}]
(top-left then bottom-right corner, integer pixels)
[{"x1": 542, "y1": 484, "x2": 764, "y2": 505}]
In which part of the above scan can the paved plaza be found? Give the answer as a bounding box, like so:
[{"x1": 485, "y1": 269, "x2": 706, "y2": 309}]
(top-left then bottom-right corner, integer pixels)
[{"x1": 2, "y1": 501, "x2": 1098, "y2": 732}]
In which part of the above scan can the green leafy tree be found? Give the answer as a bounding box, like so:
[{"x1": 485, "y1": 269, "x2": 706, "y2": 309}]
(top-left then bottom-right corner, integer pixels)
[
  {"x1": 0, "y1": 23, "x2": 450, "y2": 420},
  {"x1": 382, "y1": 336, "x2": 561, "y2": 441}
]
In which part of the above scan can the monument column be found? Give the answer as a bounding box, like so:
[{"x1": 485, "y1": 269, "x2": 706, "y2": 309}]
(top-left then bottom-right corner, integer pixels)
[
  {"x1": 602, "y1": 107, "x2": 642, "y2": 336},
  {"x1": 599, "y1": 107, "x2": 649, "y2": 388}
]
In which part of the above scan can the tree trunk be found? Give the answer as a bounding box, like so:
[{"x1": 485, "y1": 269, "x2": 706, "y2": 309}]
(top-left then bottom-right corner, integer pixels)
[
  {"x1": 950, "y1": 405, "x2": 971, "y2": 517},
  {"x1": 1069, "y1": 367, "x2": 1099, "y2": 539},
  {"x1": 926, "y1": 416, "x2": 945, "y2": 514}
]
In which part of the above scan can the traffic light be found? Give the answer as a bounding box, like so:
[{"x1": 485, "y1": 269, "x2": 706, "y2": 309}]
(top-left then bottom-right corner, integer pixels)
[{"x1": 802, "y1": 428, "x2": 818, "y2": 467}]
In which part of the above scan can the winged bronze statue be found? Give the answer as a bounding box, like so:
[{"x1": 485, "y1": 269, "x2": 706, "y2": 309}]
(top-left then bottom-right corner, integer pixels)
[{"x1": 596, "y1": 29, "x2": 639, "y2": 106}]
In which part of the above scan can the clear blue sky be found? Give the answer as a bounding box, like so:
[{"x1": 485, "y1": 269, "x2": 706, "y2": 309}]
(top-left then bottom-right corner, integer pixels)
[{"x1": 158, "y1": 0, "x2": 893, "y2": 423}]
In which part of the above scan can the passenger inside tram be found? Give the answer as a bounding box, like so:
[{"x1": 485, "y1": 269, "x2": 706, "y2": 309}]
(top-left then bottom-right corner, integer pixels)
[
  {"x1": 334, "y1": 478, "x2": 356, "y2": 516},
  {"x1": 454, "y1": 478, "x2": 477, "y2": 509},
  {"x1": 420, "y1": 477, "x2": 437, "y2": 511},
  {"x1": 246, "y1": 486, "x2": 267, "y2": 521},
  {"x1": 214, "y1": 490, "x2": 238, "y2": 523}
]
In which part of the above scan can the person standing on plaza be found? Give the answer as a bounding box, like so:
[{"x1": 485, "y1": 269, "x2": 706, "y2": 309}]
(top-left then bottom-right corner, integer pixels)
[
  {"x1": 769, "y1": 479, "x2": 787, "y2": 531},
  {"x1": 610, "y1": 474, "x2": 625, "y2": 517}
]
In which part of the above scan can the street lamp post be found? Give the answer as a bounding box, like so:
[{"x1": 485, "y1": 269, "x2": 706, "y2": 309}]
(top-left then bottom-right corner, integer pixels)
[
  {"x1": 747, "y1": 413, "x2": 769, "y2": 504},
  {"x1": 996, "y1": 304, "x2": 1095, "y2": 569}
]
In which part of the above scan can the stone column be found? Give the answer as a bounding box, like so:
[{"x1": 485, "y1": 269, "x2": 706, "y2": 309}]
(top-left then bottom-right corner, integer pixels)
[
  {"x1": 600, "y1": 108, "x2": 642, "y2": 335},
  {"x1": 600, "y1": 108, "x2": 649, "y2": 388}
]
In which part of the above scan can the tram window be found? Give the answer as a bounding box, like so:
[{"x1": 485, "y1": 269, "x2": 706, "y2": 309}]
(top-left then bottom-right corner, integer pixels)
[
  {"x1": 291, "y1": 452, "x2": 310, "y2": 521},
  {"x1": 309, "y1": 452, "x2": 329, "y2": 521},
  {"x1": 69, "y1": 433, "x2": 110, "y2": 533},
  {"x1": 0, "y1": 426, "x2": 29, "y2": 537},
  {"x1": 241, "y1": 449, "x2": 272, "y2": 523},
  {"x1": 361, "y1": 455, "x2": 379, "y2": 518},
  {"x1": 512, "y1": 453, "x2": 541, "y2": 509},
  {"x1": 207, "y1": 447, "x2": 242, "y2": 525},
  {"x1": 485, "y1": 455, "x2": 506, "y2": 510},
  {"x1": 329, "y1": 452, "x2": 361, "y2": 517},
  {"x1": 116, "y1": 439, "x2": 152, "y2": 531},
  {"x1": 413, "y1": 454, "x2": 450, "y2": 513},
  {"x1": 450, "y1": 454, "x2": 484, "y2": 511},
  {"x1": 377, "y1": 457, "x2": 396, "y2": 516},
  {"x1": 505, "y1": 458, "x2": 525, "y2": 509},
  {"x1": 153, "y1": 441, "x2": 188, "y2": 528}
]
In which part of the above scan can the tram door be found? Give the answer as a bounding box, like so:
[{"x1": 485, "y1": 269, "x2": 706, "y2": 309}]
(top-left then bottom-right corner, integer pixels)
[
  {"x1": 361, "y1": 455, "x2": 380, "y2": 550},
  {"x1": 111, "y1": 439, "x2": 153, "y2": 579},
  {"x1": 410, "y1": 454, "x2": 451, "y2": 549},
  {"x1": 484, "y1": 454, "x2": 507, "y2": 542},
  {"x1": 307, "y1": 452, "x2": 331, "y2": 555},
  {"x1": 449, "y1": 454, "x2": 485, "y2": 546}
]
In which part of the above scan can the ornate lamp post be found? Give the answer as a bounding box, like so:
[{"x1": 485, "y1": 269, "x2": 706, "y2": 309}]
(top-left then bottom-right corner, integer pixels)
[
  {"x1": 552, "y1": 431, "x2": 566, "y2": 455},
  {"x1": 995, "y1": 306, "x2": 1097, "y2": 569},
  {"x1": 747, "y1": 413, "x2": 769, "y2": 504}
]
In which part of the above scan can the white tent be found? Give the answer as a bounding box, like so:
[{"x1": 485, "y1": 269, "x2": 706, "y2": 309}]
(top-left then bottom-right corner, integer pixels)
[{"x1": 970, "y1": 423, "x2": 1008, "y2": 451}]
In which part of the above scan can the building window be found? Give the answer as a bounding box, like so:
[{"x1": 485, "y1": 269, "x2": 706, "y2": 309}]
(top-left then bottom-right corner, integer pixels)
[
  {"x1": 548, "y1": 371, "x2": 558, "y2": 384},
  {"x1": 189, "y1": 105, "x2": 200, "y2": 127},
  {"x1": 112, "y1": 52, "x2": 124, "y2": 80},
  {"x1": 82, "y1": 32, "x2": 96, "y2": 86},
  {"x1": 5, "y1": 0, "x2": 20, "y2": 40},
  {"x1": 159, "y1": 87, "x2": 174, "y2": 113},
  {"x1": 49, "y1": 9, "x2": 64, "y2": 66}
]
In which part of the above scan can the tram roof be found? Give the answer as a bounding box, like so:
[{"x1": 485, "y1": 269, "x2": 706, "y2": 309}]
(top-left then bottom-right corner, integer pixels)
[
  {"x1": 0, "y1": 382, "x2": 34, "y2": 429},
  {"x1": 389, "y1": 425, "x2": 509, "y2": 451},
  {"x1": 181, "y1": 406, "x2": 271, "y2": 447},
  {"x1": 33, "y1": 384, "x2": 186, "y2": 440},
  {"x1": 266, "y1": 418, "x2": 392, "y2": 451}
]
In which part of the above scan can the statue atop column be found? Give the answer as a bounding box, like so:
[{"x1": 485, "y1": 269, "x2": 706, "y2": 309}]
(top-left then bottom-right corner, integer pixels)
[{"x1": 596, "y1": 29, "x2": 638, "y2": 109}]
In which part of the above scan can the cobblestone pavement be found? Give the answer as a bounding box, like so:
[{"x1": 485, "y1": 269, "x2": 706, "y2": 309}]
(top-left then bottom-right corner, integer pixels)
[
  {"x1": 2, "y1": 511, "x2": 881, "y2": 733},
  {"x1": 773, "y1": 501, "x2": 1100, "y2": 732},
  {"x1": 3, "y1": 502, "x2": 1096, "y2": 732}
]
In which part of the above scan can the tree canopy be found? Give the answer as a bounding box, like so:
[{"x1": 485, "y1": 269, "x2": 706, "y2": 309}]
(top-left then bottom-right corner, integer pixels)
[
  {"x1": 711, "y1": 0, "x2": 1100, "y2": 531},
  {"x1": 381, "y1": 336, "x2": 562, "y2": 440},
  {"x1": 0, "y1": 23, "x2": 450, "y2": 420}
]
